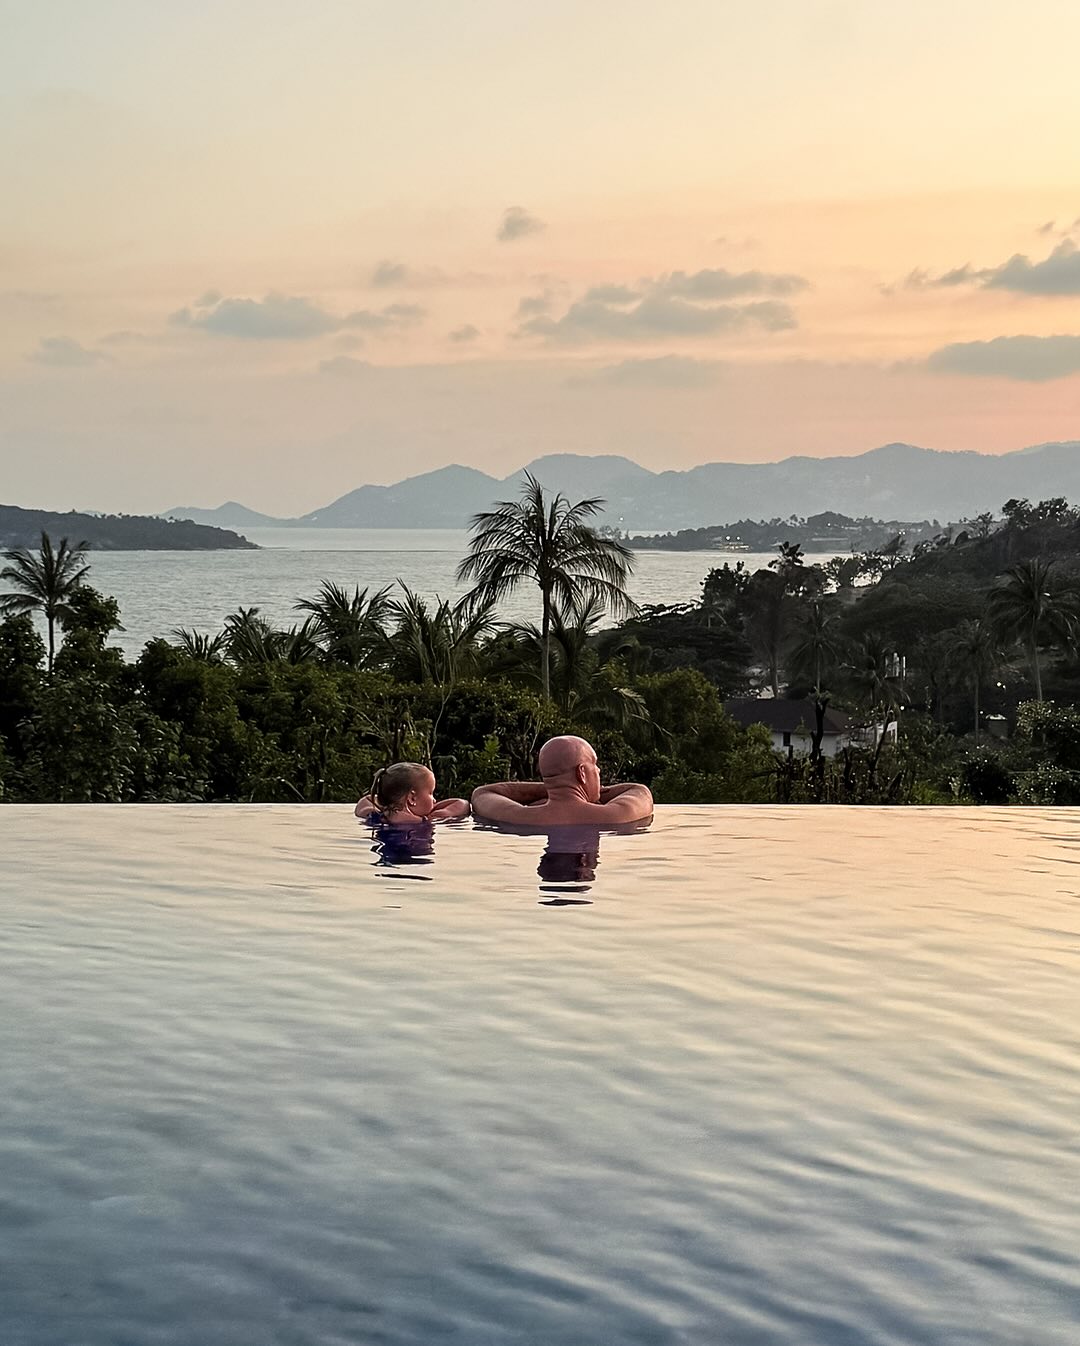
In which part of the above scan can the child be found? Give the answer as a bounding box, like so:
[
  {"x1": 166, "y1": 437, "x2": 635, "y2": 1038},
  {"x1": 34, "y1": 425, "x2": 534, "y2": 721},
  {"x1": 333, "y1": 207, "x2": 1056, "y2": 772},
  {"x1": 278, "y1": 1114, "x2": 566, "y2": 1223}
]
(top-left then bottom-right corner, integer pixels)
[{"x1": 355, "y1": 761, "x2": 470, "y2": 824}]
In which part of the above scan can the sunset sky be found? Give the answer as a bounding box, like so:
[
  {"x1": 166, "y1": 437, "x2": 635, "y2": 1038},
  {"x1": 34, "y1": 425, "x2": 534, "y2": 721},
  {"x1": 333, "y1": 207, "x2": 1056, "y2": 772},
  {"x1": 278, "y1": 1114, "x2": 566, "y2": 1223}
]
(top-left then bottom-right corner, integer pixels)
[{"x1": 3, "y1": 0, "x2": 1080, "y2": 514}]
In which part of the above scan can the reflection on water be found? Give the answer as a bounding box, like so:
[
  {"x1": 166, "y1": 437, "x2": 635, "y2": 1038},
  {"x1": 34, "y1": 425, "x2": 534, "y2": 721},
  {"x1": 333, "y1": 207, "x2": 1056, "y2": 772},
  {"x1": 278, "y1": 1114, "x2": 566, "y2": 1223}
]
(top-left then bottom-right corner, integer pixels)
[
  {"x1": 477, "y1": 819, "x2": 654, "y2": 904},
  {"x1": 367, "y1": 819, "x2": 438, "y2": 880},
  {"x1": 3, "y1": 805, "x2": 1080, "y2": 1346}
]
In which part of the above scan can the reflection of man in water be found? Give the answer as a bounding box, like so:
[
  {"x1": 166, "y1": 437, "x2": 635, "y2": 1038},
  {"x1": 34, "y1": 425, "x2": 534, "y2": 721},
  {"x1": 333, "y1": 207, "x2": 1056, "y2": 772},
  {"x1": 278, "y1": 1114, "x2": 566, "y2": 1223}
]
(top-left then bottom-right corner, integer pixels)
[
  {"x1": 537, "y1": 827, "x2": 601, "y2": 885},
  {"x1": 471, "y1": 735, "x2": 653, "y2": 825}
]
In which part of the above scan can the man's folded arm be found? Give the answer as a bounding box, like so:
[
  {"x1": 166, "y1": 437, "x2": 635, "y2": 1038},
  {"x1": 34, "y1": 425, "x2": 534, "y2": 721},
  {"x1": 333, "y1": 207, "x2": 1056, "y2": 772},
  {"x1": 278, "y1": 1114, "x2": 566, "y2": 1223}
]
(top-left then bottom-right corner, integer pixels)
[
  {"x1": 472, "y1": 782, "x2": 549, "y2": 803},
  {"x1": 598, "y1": 783, "x2": 654, "y2": 818}
]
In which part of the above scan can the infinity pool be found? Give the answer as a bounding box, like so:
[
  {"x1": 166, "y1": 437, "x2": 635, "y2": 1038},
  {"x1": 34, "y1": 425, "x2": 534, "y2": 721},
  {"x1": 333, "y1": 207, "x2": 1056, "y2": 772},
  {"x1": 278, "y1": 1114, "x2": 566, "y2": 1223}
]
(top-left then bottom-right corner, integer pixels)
[{"x1": 2, "y1": 806, "x2": 1079, "y2": 1344}]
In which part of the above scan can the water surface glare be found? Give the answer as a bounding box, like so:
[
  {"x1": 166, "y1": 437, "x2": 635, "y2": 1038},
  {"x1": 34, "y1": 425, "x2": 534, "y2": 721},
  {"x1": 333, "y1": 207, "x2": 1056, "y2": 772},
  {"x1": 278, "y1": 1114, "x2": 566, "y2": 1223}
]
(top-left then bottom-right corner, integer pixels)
[{"x1": 2, "y1": 806, "x2": 1079, "y2": 1344}]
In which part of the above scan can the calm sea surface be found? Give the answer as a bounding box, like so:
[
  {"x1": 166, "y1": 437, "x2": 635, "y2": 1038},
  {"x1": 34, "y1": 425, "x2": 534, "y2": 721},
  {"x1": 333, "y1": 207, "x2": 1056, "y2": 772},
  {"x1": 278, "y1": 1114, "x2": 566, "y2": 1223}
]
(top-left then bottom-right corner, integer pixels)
[
  {"x1": 3, "y1": 805, "x2": 1079, "y2": 1344},
  {"x1": 77, "y1": 529, "x2": 811, "y2": 656}
]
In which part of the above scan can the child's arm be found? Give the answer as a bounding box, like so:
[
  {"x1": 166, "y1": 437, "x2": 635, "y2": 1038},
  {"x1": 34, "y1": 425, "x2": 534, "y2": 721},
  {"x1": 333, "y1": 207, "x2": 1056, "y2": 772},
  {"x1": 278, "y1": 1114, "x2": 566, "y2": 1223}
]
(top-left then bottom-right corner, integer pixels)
[
  {"x1": 354, "y1": 793, "x2": 377, "y2": 819},
  {"x1": 428, "y1": 797, "x2": 471, "y2": 821}
]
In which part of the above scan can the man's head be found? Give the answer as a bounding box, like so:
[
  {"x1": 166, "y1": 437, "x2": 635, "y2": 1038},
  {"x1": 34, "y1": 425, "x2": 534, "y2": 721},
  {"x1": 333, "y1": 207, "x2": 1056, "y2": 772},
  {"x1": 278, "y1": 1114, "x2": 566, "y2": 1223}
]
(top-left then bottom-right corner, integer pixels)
[{"x1": 537, "y1": 735, "x2": 601, "y2": 803}]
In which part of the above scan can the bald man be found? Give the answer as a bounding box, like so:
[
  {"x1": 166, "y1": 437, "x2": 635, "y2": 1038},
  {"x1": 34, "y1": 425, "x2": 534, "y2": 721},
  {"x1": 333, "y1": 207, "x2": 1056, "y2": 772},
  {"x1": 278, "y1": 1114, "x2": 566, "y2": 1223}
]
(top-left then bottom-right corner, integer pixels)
[{"x1": 471, "y1": 735, "x2": 653, "y2": 826}]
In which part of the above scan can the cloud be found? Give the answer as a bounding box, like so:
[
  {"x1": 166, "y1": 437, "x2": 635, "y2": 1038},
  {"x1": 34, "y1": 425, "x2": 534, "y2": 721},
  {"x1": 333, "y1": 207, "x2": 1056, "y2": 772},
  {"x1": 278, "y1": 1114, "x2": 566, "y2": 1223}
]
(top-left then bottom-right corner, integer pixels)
[
  {"x1": 925, "y1": 334, "x2": 1080, "y2": 381},
  {"x1": 169, "y1": 292, "x2": 425, "y2": 340},
  {"x1": 902, "y1": 240, "x2": 1080, "y2": 296},
  {"x1": 369, "y1": 259, "x2": 452, "y2": 288},
  {"x1": 582, "y1": 284, "x2": 640, "y2": 304},
  {"x1": 449, "y1": 324, "x2": 480, "y2": 343},
  {"x1": 318, "y1": 356, "x2": 376, "y2": 377},
  {"x1": 516, "y1": 291, "x2": 554, "y2": 317},
  {"x1": 27, "y1": 336, "x2": 107, "y2": 367},
  {"x1": 983, "y1": 240, "x2": 1080, "y2": 295},
  {"x1": 497, "y1": 206, "x2": 545, "y2": 242},
  {"x1": 520, "y1": 294, "x2": 796, "y2": 344},
  {"x1": 345, "y1": 301, "x2": 426, "y2": 331},
  {"x1": 571, "y1": 355, "x2": 725, "y2": 388},
  {"x1": 1, "y1": 290, "x2": 62, "y2": 309},
  {"x1": 654, "y1": 268, "x2": 808, "y2": 299},
  {"x1": 516, "y1": 267, "x2": 805, "y2": 344}
]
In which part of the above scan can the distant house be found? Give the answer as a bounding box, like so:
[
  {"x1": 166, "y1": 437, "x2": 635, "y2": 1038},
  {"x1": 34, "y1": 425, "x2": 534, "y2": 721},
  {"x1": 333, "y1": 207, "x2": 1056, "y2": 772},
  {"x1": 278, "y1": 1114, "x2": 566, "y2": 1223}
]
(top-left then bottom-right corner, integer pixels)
[{"x1": 724, "y1": 697, "x2": 896, "y2": 758}]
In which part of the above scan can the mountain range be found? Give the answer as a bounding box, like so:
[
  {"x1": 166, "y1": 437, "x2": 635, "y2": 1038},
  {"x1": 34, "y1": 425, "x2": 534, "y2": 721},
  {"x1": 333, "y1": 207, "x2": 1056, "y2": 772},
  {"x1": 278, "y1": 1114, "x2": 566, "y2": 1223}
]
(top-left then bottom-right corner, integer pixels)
[{"x1": 164, "y1": 441, "x2": 1080, "y2": 532}]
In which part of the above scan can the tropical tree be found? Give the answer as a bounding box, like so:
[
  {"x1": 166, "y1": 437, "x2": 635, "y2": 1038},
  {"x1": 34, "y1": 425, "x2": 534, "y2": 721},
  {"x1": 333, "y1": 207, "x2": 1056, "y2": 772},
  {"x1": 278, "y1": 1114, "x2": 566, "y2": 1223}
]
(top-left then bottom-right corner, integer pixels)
[
  {"x1": 0, "y1": 532, "x2": 90, "y2": 672},
  {"x1": 500, "y1": 597, "x2": 651, "y2": 733},
  {"x1": 987, "y1": 559, "x2": 1079, "y2": 702},
  {"x1": 456, "y1": 472, "x2": 634, "y2": 699},
  {"x1": 223, "y1": 607, "x2": 320, "y2": 665},
  {"x1": 947, "y1": 618, "x2": 1004, "y2": 744},
  {"x1": 295, "y1": 581, "x2": 391, "y2": 668},
  {"x1": 172, "y1": 628, "x2": 227, "y2": 663},
  {"x1": 385, "y1": 586, "x2": 496, "y2": 688},
  {"x1": 790, "y1": 599, "x2": 844, "y2": 693}
]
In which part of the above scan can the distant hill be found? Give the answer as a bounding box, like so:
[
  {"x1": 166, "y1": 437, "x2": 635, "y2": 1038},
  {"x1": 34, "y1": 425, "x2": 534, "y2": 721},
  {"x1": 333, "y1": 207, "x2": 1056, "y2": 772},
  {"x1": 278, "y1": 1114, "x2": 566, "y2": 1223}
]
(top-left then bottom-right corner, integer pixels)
[
  {"x1": 162, "y1": 441, "x2": 1080, "y2": 531},
  {"x1": 0, "y1": 506, "x2": 256, "y2": 551},
  {"x1": 162, "y1": 501, "x2": 280, "y2": 529}
]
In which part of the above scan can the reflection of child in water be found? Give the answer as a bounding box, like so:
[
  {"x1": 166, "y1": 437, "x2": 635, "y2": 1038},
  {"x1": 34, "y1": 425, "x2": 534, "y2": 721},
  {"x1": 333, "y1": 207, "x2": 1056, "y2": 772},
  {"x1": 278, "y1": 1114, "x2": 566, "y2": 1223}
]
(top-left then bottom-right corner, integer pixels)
[{"x1": 355, "y1": 762, "x2": 470, "y2": 824}]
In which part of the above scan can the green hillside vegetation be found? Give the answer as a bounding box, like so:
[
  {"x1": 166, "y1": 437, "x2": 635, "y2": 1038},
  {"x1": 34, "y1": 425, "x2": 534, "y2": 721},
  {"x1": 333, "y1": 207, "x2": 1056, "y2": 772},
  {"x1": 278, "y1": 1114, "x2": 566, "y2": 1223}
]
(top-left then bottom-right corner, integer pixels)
[
  {"x1": 0, "y1": 505, "x2": 256, "y2": 550},
  {"x1": 2, "y1": 493, "x2": 1080, "y2": 805}
]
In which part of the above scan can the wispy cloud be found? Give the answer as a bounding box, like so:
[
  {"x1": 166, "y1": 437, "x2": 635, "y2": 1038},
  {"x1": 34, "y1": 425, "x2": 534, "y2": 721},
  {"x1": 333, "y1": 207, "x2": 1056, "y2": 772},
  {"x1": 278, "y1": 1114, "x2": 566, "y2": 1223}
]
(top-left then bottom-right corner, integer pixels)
[
  {"x1": 570, "y1": 355, "x2": 725, "y2": 388},
  {"x1": 925, "y1": 333, "x2": 1080, "y2": 381},
  {"x1": 901, "y1": 240, "x2": 1080, "y2": 296},
  {"x1": 517, "y1": 267, "x2": 806, "y2": 344},
  {"x1": 448, "y1": 324, "x2": 480, "y2": 343},
  {"x1": 497, "y1": 206, "x2": 545, "y2": 242},
  {"x1": 27, "y1": 336, "x2": 107, "y2": 367},
  {"x1": 170, "y1": 292, "x2": 426, "y2": 340}
]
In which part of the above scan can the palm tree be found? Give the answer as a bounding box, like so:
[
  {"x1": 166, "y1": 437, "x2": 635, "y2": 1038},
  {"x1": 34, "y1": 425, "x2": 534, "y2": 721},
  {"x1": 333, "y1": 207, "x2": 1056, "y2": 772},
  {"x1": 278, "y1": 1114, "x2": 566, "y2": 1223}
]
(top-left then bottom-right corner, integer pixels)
[
  {"x1": 456, "y1": 472, "x2": 634, "y2": 699},
  {"x1": 501, "y1": 597, "x2": 651, "y2": 733},
  {"x1": 987, "y1": 559, "x2": 1079, "y2": 701},
  {"x1": 295, "y1": 581, "x2": 391, "y2": 668},
  {"x1": 172, "y1": 628, "x2": 227, "y2": 663},
  {"x1": 0, "y1": 532, "x2": 90, "y2": 672},
  {"x1": 223, "y1": 607, "x2": 319, "y2": 664},
  {"x1": 790, "y1": 599, "x2": 844, "y2": 693},
  {"x1": 386, "y1": 586, "x2": 496, "y2": 688},
  {"x1": 947, "y1": 618, "x2": 1003, "y2": 744}
]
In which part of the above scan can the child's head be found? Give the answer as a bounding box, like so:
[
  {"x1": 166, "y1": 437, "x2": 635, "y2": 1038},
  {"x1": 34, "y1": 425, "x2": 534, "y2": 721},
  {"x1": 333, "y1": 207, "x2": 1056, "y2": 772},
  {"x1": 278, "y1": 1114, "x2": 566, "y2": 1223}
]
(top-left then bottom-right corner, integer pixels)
[{"x1": 370, "y1": 761, "x2": 436, "y2": 819}]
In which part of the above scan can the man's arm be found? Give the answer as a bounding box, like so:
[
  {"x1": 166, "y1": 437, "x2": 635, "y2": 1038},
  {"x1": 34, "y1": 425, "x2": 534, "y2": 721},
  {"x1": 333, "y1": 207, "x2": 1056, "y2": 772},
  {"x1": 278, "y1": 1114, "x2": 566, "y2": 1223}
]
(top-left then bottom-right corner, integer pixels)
[
  {"x1": 597, "y1": 783, "x2": 654, "y2": 821},
  {"x1": 471, "y1": 781, "x2": 548, "y2": 821},
  {"x1": 428, "y1": 797, "x2": 471, "y2": 821}
]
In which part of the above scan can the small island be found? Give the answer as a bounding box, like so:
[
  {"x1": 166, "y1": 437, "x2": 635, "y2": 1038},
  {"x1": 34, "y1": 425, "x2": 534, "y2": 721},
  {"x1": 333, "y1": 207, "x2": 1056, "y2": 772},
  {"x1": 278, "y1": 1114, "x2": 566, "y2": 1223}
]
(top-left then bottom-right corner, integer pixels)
[
  {"x1": 0, "y1": 505, "x2": 257, "y2": 551},
  {"x1": 625, "y1": 511, "x2": 947, "y2": 554}
]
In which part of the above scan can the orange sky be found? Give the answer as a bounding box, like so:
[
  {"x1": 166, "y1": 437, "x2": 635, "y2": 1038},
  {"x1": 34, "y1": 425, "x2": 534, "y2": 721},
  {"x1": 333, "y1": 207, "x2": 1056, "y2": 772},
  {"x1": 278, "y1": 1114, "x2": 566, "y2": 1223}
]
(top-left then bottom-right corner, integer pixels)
[{"x1": 2, "y1": 1, "x2": 1080, "y2": 513}]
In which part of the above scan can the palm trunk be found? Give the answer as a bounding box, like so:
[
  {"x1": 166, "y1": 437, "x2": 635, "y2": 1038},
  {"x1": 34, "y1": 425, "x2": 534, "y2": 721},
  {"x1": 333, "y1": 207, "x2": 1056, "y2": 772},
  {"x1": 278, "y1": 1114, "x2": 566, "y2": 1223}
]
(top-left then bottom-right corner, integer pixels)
[
  {"x1": 1029, "y1": 639, "x2": 1042, "y2": 701},
  {"x1": 973, "y1": 681, "x2": 980, "y2": 745},
  {"x1": 47, "y1": 614, "x2": 55, "y2": 675},
  {"x1": 541, "y1": 592, "x2": 552, "y2": 700}
]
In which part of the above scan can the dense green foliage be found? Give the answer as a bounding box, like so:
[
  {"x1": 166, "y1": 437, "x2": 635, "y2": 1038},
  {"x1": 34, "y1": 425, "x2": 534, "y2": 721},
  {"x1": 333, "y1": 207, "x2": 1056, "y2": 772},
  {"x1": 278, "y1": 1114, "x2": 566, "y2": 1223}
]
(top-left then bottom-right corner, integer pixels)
[
  {"x1": 0, "y1": 505, "x2": 254, "y2": 551},
  {"x1": 3, "y1": 496, "x2": 1080, "y2": 805}
]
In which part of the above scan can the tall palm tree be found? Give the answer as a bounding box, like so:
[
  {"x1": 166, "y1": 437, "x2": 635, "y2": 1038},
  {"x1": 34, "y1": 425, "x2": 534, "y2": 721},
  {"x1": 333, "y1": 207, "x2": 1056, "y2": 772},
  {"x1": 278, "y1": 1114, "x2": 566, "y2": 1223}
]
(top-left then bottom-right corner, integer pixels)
[
  {"x1": 501, "y1": 597, "x2": 651, "y2": 733},
  {"x1": 790, "y1": 599, "x2": 844, "y2": 693},
  {"x1": 947, "y1": 618, "x2": 1003, "y2": 744},
  {"x1": 456, "y1": 472, "x2": 634, "y2": 699},
  {"x1": 386, "y1": 586, "x2": 496, "y2": 688},
  {"x1": 0, "y1": 532, "x2": 90, "y2": 672},
  {"x1": 987, "y1": 559, "x2": 1079, "y2": 702},
  {"x1": 295, "y1": 581, "x2": 391, "y2": 668}
]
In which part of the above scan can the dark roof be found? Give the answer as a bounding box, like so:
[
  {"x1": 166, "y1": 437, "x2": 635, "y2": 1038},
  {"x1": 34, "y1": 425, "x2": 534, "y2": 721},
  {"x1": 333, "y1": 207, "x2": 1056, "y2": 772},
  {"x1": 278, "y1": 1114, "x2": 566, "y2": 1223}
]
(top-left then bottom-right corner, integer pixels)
[{"x1": 724, "y1": 697, "x2": 852, "y2": 736}]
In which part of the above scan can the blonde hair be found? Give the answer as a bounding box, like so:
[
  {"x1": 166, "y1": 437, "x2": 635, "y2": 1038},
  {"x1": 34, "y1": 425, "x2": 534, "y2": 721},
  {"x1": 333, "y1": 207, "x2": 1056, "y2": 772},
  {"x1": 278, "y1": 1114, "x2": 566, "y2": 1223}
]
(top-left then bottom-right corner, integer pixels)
[{"x1": 370, "y1": 761, "x2": 429, "y2": 815}]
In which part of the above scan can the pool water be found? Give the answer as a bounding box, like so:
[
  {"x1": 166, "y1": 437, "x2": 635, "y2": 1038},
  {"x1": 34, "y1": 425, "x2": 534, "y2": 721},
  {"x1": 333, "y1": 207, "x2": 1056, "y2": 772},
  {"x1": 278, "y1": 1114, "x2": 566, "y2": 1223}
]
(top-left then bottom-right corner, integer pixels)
[{"x1": 2, "y1": 806, "x2": 1079, "y2": 1344}]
